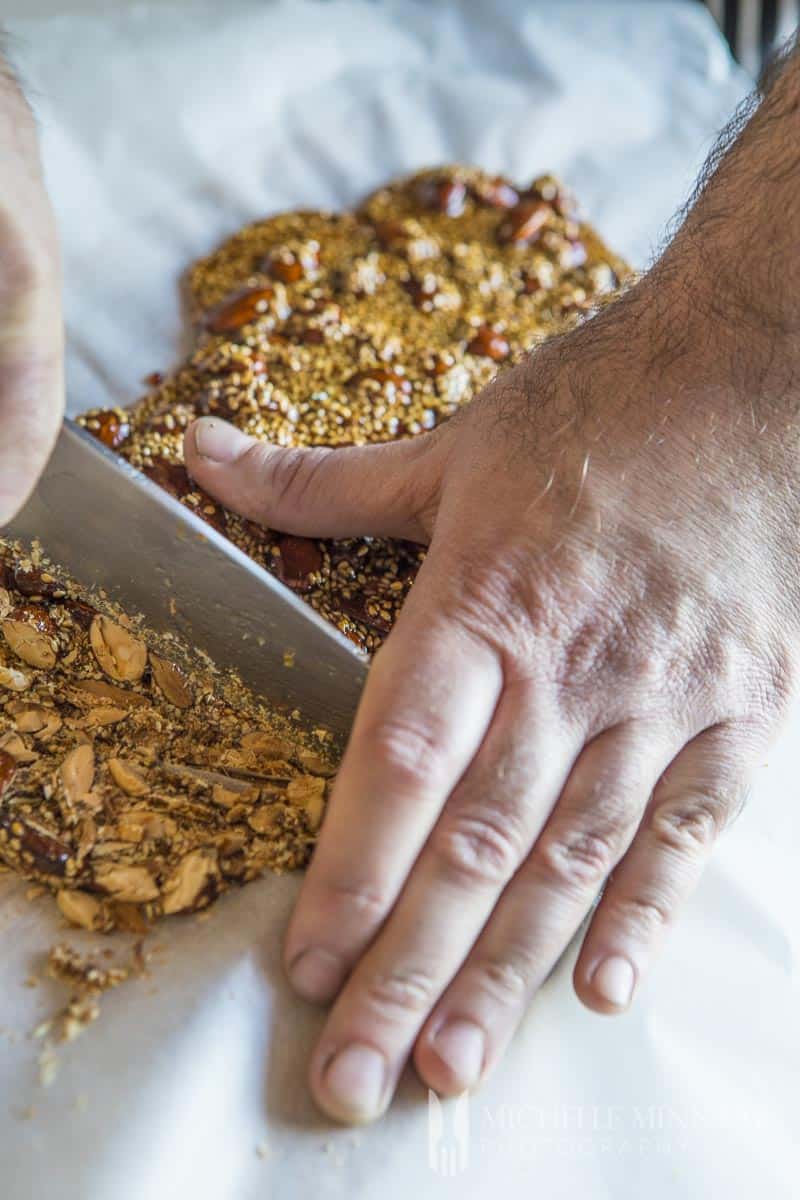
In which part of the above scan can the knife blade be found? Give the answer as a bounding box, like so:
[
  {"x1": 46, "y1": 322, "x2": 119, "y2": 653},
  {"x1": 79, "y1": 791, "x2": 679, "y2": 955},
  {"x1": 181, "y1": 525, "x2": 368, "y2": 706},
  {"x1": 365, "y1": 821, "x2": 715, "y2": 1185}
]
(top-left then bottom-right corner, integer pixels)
[{"x1": 3, "y1": 420, "x2": 367, "y2": 742}]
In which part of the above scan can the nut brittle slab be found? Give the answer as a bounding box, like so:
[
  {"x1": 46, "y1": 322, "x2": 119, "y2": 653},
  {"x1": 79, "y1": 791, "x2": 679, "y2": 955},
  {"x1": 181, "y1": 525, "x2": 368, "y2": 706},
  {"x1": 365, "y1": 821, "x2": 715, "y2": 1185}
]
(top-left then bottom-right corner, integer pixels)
[{"x1": 79, "y1": 165, "x2": 628, "y2": 653}]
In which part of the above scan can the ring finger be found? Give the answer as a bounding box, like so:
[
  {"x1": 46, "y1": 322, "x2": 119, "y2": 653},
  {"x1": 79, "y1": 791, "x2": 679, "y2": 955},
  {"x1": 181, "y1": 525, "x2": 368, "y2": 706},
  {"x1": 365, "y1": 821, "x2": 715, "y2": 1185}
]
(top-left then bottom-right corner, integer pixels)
[{"x1": 413, "y1": 719, "x2": 684, "y2": 1095}]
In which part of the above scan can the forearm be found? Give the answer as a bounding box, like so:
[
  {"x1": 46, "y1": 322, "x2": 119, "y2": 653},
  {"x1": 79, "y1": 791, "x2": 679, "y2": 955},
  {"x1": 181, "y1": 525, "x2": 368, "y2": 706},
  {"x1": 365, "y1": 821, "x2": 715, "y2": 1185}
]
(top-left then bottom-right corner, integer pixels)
[{"x1": 662, "y1": 36, "x2": 800, "y2": 345}]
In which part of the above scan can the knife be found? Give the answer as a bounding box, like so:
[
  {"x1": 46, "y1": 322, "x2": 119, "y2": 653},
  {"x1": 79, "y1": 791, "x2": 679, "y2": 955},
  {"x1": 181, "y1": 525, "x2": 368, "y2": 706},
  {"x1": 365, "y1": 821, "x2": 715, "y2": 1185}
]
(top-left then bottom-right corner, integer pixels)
[{"x1": 3, "y1": 420, "x2": 367, "y2": 743}]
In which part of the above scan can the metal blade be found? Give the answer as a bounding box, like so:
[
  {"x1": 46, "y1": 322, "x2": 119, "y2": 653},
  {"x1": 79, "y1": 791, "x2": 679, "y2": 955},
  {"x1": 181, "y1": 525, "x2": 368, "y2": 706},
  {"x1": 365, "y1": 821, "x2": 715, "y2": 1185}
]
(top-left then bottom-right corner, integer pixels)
[{"x1": 3, "y1": 420, "x2": 367, "y2": 742}]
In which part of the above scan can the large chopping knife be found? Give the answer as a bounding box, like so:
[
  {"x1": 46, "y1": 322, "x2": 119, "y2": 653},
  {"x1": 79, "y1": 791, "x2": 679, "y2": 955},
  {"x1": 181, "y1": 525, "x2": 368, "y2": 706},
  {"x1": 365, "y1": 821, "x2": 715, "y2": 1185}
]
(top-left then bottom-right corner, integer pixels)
[{"x1": 3, "y1": 420, "x2": 367, "y2": 742}]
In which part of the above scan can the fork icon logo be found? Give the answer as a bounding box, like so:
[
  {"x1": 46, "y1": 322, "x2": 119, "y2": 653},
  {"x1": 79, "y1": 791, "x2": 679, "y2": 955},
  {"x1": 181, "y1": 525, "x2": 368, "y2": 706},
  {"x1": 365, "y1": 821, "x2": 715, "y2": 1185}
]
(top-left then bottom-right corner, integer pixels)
[{"x1": 428, "y1": 1089, "x2": 470, "y2": 1176}]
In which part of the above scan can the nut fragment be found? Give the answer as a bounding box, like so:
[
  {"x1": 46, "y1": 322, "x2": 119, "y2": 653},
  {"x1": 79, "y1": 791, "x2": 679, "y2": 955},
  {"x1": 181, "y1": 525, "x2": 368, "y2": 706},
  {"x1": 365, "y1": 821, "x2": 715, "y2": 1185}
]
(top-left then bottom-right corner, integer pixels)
[
  {"x1": 0, "y1": 663, "x2": 30, "y2": 691},
  {"x1": 161, "y1": 849, "x2": 218, "y2": 914},
  {"x1": 90, "y1": 616, "x2": 147, "y2": 683},
  {"x1": 287, "y1": 774, "x2": 327, "y2": 832},
  {"x1": 467, "y1": 325, "x2": 510, "y2": 361},
  {"x1": 240, "y1": 731, "x2": 296, "y2": 759},
  {"x1": 0, "y1": 748, "x2": 15, "y2": 796},
  {"x1": 205, "y1": 287, "x2": 279, "y2": 333},
  {"x1": 117, "y1": 810, "x2": 176, "y2": 843},
  {"x1": 60, "y1": 744, "x2": 96, "y2": 805},
  {"x1": 500, "y1": 198, "x2": 552, "y2": 245},
  {"x1": 94, "y1": 863, "x2": 159, "y2": 903},
  {"x1": 107, "y1": 758, "x2": 149, "y2": 796},
  {"x1": 149, "y1": 654, "x2": 193, "y2": 708},
  {"x1": 248, "y1": 805, "x2": 281, "y2": 834},
  {"x1": 2, "y1": 606, "x2": 59, "y2": 669},
  {"x1": 416, "y1": 176, "x2": 467, "y2": 217},
  {"x1": 9, "y1": 703, "x2": 62, "y2": 739},
  {"x1": 0, "y1": 731, "x2": 38, "y2": 764},
  {"x1": 297, "y1": 748, "x2": 336, "y2": 777},
  {"x1": 79, "y1": 706, "x2": 130, "y2": 729},
  {"x1": 65, "y1": 679, "x2": 148, "y2": 709},
  {"x1": 56, "y1": 889, "x2": 108, "y2": 931},
  {"x1": 211, "y1": 784, "x2": 242, "y2": 808}
]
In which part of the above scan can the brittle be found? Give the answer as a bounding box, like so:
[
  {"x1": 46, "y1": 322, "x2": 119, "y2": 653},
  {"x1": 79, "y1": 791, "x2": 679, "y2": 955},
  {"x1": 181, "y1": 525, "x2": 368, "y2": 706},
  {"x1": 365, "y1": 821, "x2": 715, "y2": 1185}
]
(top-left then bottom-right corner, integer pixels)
[
  {"x1": 0, "y1": 540, "x2": 337, "y2": 933},
  {"x1": 79, "y1": 165, "x2": 629, "y2": 653}
]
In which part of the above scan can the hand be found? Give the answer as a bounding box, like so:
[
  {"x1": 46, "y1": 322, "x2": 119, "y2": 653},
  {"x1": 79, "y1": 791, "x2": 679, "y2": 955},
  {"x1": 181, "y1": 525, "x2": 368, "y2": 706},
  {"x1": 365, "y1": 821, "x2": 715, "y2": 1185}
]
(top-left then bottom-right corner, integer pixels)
[
  {"x1": 185, "y1": 261, "x2": 800, "y2": 1122},
  {"x1": 0, "y1": 62, "x2": 63, "y2": 526}
]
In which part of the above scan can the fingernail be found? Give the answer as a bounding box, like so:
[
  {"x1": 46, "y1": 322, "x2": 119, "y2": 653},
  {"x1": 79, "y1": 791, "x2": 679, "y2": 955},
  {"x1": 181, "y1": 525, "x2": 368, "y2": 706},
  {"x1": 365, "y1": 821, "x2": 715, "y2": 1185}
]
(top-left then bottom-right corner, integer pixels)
[
  {"x1": 193, "y1": 417, "x2": 252, "y2": 463},
  {"x1": 288, "y1": 947, "x2": 345, "y2": 1002},
  {"x1": 321, "y1": 1043, "x2": 387, "y2": 1123},
  {"x1": 431, "y1": 1019, "x2": 485, "y2": 1089},
  {"x1": 592, "y1": 955, "x2": 635, "y2": 1009}
]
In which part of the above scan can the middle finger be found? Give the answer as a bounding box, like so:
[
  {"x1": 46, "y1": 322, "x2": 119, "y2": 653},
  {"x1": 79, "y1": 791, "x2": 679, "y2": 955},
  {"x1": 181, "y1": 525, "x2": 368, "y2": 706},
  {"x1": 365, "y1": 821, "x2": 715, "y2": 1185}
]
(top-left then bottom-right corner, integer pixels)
[{"x1": 308, "y1": 683, "x2": 582, "y2": 1122}]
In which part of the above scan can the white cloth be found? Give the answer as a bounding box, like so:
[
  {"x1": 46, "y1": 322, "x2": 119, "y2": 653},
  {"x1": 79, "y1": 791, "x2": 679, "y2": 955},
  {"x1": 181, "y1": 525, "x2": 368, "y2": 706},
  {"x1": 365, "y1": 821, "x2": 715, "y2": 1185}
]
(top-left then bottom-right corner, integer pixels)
[{"x1": 3, "y1": 3, "x2": 799, "y2": 1198}]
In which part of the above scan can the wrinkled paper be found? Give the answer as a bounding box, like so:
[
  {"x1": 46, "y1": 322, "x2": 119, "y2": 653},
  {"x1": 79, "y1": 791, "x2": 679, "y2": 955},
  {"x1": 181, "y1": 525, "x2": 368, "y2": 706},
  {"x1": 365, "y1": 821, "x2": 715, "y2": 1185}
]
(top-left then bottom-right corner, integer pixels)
[{"x1": 2, "y1": 2, "x2": 798, "y2": 1197}]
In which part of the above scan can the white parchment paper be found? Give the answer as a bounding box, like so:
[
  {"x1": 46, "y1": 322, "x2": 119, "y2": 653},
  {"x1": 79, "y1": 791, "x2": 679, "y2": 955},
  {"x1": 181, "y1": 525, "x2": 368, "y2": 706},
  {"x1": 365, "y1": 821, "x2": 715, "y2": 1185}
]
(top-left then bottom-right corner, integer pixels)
[{"x1": 2, "y1": 2, "x2": 799, "y2": 1197}]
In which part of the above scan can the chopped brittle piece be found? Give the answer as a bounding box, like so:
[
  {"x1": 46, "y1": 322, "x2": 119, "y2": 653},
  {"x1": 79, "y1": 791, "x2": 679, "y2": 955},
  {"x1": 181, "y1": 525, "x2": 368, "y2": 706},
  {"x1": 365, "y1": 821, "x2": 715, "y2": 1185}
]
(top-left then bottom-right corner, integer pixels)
[{"x1": 0, "y1": 539, "x2": 337, "y2": 934}]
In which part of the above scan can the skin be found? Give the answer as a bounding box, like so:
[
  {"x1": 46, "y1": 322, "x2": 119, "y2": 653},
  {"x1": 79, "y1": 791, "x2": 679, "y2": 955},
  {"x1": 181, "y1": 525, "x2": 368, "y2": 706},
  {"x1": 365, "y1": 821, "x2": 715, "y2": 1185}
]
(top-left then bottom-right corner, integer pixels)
[
  {"x1": 0, "y1": 55, "x2": 63, "y2": 526},
  {"x1": 3, "y1": 36, "x2": 799, "y2": 1126},
  {"x1": 185, "y1": 45, "x2": 800, "y2": 1122}
]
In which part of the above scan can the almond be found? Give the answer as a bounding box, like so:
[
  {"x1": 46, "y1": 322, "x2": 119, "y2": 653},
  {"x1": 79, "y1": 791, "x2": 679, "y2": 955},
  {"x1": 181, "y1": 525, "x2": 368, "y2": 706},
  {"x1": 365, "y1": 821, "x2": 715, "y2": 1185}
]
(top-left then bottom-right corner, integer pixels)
[
  {"x1": 466, "y1": 324, "x2": 510, "y2": 361},
  {"x1": 60, "y1": 744, "x2": 95, "y2": 806},
  {"x1": 108, "y1": 758, "x2": 149, "y2": 796},
  {"x1": 416, "y1": 176, "x2": 467, "y2": 217},
  {"x1": 161, "y1": 849, "x2": 218, "y2": 914},
  {"x1": 65, "y1": 679, "x2": 148, "y2": 709},
  {"x1": 56, "y1": 889, "x2": 108, "y2": 932},
  {"x1": 2, "y1": 605, "x2": 59, "y2": 669},
  {"x1": 149, "y1": 654, "x2": 193, "y2": 708},
  {"x1": 94, "y1": 863, "x2": 159, "y2": 903},
  {"x1": 205, "y1": 287, "x2": 280, "y2": 333},
  {"x1": 500, "y1": 199, "x2": 552, "y2": 245},
  {"x1": 90, "y1": 615, "x2": 147, "y2": 683}
]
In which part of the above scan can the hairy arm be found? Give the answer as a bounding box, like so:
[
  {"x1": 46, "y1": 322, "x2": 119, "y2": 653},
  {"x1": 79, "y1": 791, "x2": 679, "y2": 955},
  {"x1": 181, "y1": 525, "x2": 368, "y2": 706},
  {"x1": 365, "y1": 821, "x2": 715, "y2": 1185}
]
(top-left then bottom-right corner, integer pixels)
[
  {"x1": 184, "y1": 42, "x2": 800, "y2": 1125},
  {"x1": 646, "y1": 35, "x2": 800, "y2": 426}
]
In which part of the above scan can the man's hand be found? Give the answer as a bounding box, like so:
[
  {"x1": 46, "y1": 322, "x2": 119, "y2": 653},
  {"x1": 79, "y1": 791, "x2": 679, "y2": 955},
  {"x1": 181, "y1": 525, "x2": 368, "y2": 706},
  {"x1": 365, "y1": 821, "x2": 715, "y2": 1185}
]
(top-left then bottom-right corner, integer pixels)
[
  {"x1": 185, "y1": 43, "x2": 800, "y2": 1122},
  {"x1": 0, "y1": 52, "x2": 63, "y2": 525}
]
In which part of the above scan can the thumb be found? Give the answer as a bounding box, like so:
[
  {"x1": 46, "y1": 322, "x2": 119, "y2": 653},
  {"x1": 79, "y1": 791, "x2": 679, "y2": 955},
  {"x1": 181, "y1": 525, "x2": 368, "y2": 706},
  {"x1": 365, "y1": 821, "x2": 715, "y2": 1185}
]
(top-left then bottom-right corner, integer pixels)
[{"x1": 184, "y1": 416, "x2": 444, "y2": 541}]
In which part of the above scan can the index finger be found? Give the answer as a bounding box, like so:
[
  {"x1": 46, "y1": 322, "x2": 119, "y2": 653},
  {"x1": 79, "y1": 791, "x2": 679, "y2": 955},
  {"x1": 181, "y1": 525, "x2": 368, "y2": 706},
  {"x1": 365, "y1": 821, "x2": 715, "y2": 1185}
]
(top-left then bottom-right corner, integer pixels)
[{"x1": 283, "y1": 550, "x2": 503, "y2": 1003}]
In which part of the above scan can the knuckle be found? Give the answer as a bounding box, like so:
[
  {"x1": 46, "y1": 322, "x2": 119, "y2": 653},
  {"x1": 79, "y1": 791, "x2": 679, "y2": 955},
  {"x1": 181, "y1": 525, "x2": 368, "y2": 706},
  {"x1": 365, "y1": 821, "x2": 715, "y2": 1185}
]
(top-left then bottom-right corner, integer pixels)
[
  {"x1": 253, "y1": 444, "x2": 331, "y2": 520},
  {"x1": 472, "y1": 953, "x2": 532, "y2": 1005},
  {"x1": 650, "y1": 793, "x2": 724, "y2": 854},
  {"x1": 359, "y1": 966, "x2": 436, "y2": 1020},
  {"x1": 362, "y1": 718, "x2": 448, "y2": 796},
  {"x1": 436, "y1": 544, "x2": 561, "y2": 656},
  {"x1": 430, "y1": 810, "x2": 525, "y2": 888},
  {"x1": 607, "y1": 892, "x2": 671, "y2": 940},
  {"x1": 535, "y1": 825, "x2": 619, "y2": 892},
  {"x1": 324, "y1": 877, "x2": 389, "y2": 923}
]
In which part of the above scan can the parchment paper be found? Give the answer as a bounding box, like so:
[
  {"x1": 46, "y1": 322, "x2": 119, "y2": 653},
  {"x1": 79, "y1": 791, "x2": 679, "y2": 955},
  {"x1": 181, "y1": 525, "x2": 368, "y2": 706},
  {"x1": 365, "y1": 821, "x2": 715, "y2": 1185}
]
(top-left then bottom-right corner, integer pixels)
[{"x1": 2, "y1": 2, "x2": 799, "y2": 1197}]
